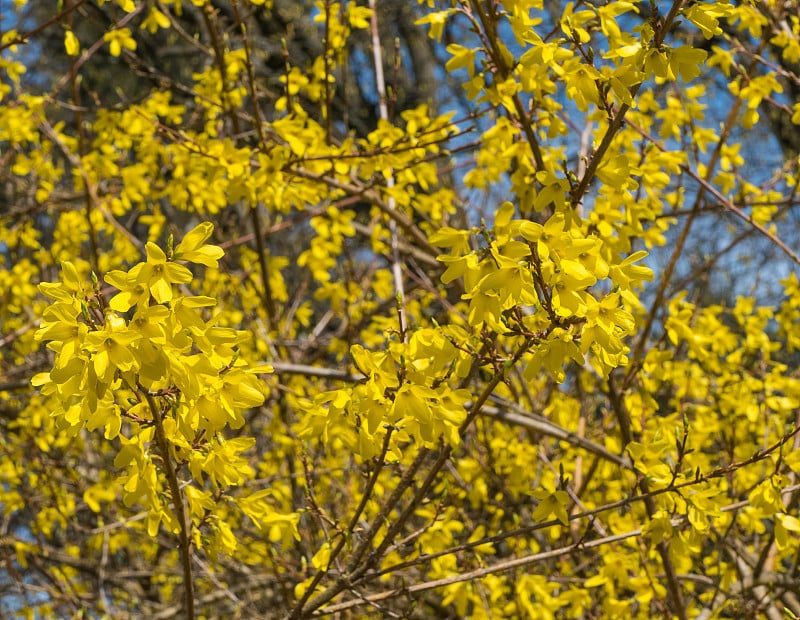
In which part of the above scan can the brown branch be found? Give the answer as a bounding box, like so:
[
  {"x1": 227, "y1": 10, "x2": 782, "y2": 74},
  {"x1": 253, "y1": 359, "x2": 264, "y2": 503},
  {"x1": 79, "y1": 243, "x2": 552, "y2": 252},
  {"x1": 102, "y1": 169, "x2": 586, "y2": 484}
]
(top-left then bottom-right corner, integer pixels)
[
  {"x1": 202, "y1": 2, "x2": 277, "y2": 327},
  {"x1": 143, "y1": 390, "x2": 195, "y2": 620},
  {"x1": 368, "y1": 0, "x2": 408, "y2": 338},
  {"x1": 571, "y1": 0, "x2": 687, "y2": 207},
  {"x1": 0, "y1": 0, "x2": 91, "y2": 51},
  {"x1": 317, "y1": 528, "x2": 643, "y2": 615},
  {"x1": 467, "y1": 0, "x2": 545, "y2": 172},
  {"x1": 481, "y1": 401, "x2": 633, "y2": 470},
  {"x1": 289, "y1": 337, "x2": 534, "y2": 618},
  {"x1": 288, "y1": 167, "x2": 439, "y2": 258},
  {"x1": 315, "y1": 476, "x2": 800, "y2": 616}
]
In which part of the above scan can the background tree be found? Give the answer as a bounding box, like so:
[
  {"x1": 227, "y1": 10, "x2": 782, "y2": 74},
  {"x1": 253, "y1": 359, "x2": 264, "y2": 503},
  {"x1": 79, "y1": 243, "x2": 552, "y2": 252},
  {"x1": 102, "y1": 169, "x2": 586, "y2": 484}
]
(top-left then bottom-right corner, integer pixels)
[{"x1": 2, "y1": 1, "x2": 800, "y2": 618}]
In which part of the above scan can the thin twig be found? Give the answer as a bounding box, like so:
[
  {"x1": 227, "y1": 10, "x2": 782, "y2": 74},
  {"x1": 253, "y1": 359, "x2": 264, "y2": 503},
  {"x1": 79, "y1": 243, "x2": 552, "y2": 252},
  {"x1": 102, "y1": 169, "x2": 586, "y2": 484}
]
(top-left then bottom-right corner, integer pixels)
[
  {"x1": 203, "y1": 2, "x2": 276, "y2": 327},
  {"x1": 368, "y1": 0, "x2": 407, "y2": 339},
  {"x1": 143, "y1": 390, "x2": 194, "y2": 620},
  {"x1": 0, "y1": 0, "x2": 90, "y2": 51}
]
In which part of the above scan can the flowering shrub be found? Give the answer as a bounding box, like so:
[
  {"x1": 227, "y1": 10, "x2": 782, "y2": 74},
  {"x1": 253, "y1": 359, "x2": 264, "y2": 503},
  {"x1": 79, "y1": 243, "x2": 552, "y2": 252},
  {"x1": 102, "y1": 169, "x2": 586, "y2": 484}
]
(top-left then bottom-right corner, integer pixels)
[{"x1": 2, "y1": 1, "x2": 800, "y2": 618}]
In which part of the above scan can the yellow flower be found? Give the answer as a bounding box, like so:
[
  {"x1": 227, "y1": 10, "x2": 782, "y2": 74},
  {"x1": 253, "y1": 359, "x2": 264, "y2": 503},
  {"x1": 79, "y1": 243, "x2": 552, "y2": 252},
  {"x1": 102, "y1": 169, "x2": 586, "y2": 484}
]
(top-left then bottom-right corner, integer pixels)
[
  {"x1": 140, "y1": 7, "x2": 170, "y2": 34},
  {"x1": 103, "y1": 28, "x2": 136, "y2": 57},
  {"x1": 35, "y1": 301, "x2": 87, "y2": 358},
  {"x1": 38, "y1": 261, "x2": 87, "y2": 302},
  {"x1": 130, "y1": 242, "x2": 193, "y2": 304},
  {"x1": 64, "y1": 30, "x2": 80, "y2": 56},
  {"x1": 84, "y1": 313, "x2": 140, "y2": 383},
  {"x1": 104, "y1": 270, "x2": 149, "y2": 312},
  {"x1": 173, "y1": 222, "x2": 224, "y2": 267}
]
